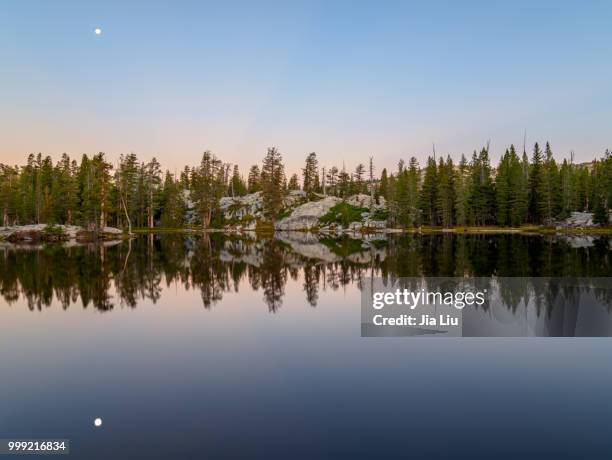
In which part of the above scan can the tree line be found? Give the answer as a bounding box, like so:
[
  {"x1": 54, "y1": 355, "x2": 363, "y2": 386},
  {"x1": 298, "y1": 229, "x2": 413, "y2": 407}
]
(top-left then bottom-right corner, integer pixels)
[
  {"x1": 0, "y1": 147, "x2": 288, "y2": 230},
  {"x1": 0, "y1": 143, "x2": 610, "y2": 229},
  {"x1": 382, "y1": 143, "x2": 611, "y2": 227}
]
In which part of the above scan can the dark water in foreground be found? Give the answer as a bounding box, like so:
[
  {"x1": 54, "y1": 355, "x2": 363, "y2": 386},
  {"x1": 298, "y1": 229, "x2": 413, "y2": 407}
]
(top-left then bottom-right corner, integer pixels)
[{"x1": 0, "y1": 233, "x2": 611, "y2": 459}]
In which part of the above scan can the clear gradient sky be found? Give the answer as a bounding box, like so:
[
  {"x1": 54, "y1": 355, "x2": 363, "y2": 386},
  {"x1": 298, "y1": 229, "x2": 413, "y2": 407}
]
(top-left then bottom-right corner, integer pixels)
[{"x1": 1, "y1": 0, "x2": 611, "y2": 174}]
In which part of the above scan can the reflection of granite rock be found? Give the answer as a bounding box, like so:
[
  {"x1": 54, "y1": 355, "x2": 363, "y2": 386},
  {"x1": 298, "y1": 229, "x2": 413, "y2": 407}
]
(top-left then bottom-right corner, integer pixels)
[
  {"x1": 276, "y1": 232, "x2": 340, "y2": 262},
  {"x1": 562, "y1": 236, "x2": 595, "y2": 248}
]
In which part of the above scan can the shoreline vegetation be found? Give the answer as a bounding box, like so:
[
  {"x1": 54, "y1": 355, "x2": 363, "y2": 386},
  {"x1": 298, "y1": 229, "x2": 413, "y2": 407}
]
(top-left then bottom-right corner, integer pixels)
[{"x1": 0, "y1": 142, "x2": 610, "y2": 243}]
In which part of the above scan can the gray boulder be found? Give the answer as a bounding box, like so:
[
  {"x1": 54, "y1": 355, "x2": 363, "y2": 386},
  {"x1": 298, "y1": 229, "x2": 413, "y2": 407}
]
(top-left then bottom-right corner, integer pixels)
[{"x1": 276, "y1": 196, "x2": 341, "y2": 231}]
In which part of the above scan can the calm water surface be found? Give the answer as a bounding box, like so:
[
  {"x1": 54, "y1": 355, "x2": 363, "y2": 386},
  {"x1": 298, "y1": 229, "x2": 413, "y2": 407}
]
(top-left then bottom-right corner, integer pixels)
[{"x1": 1, "y1": 233, "x2": 611, "y2": 459}]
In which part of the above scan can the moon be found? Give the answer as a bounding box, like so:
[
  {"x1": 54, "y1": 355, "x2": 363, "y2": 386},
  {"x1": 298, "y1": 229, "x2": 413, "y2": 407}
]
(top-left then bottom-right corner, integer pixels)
[{"x1": 94, "y1": 27, "x2": 102, "y2": 35}]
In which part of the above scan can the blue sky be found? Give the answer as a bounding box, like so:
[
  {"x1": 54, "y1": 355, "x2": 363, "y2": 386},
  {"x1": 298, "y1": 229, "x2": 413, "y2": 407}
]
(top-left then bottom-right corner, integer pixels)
[{"x1": 1, "y1": 0, "x2": 611, "y2": 173}]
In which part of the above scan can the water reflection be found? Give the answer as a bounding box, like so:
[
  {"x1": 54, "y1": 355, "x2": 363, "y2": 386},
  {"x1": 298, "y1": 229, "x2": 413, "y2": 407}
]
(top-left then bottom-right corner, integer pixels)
[{"x1": 0, "y1": 233, "x2": 609, "y2": 313}]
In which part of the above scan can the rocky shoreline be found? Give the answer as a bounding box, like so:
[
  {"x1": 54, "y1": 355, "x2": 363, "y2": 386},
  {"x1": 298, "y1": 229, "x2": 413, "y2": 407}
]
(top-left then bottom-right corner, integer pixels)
[{"x1": 0, "y1": 224, "x2": 124, "y2": 243}]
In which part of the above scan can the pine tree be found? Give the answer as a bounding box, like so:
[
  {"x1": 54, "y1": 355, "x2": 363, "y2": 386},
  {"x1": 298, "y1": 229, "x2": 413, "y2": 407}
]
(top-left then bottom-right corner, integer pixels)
[
  {"x1": 78, "y1": 153, "x2": 112, "y2": 232},
  {"x1": 159, "y1": 172, "x2": 185, "y2": 228},
  {"x1": 378, "y1": 168, "x2": 389, "y2": 200},
  {"x1": 180, "y1": 166, "x2": 191, "y2": 190},
  {"x1": 513, "y1": 149, "x2": 529, "y2": 225},
  {"x1": 575, "y1": 166, "x2": 591, "y2": 211},
  {"x1": 0, "y1": 165, "x2": 19, "y2": 226},
  {"x1": 321, "y1": 167, "x2": 326, "y2": 196},
  {"x1": 406, "y1": 158, "x2": 420, "y2": 226},
  {"x1": 529, "y1": 142, "x2": 544, "y2": 223},
  {"x1": 51, "y1": 153, "x2": 78, "y2": 224},
  {"x1": 436, "y1": 156, "x2": 455, "y2": 227},
  {"x1": 540, "y1": 142, "x2": 560, "y2": 223},
  {"x1": 391, "y1": 170, "x2": 408, "y2": 226},
  {"x1": 368, "y1": 157, "x2": 375, "y2": 209},
  {"x1": 302, "y1": 152, "x2": 319, "y2": 196},
  {"x1": 592, "y1": 150, "x2": 611, "y2": 225},
  {"x1": 260, "y1": 147, "x2": 286, "y2": 220},
  {"x1": 191, "y1": 151, "x2": 224, "y2": 228},
  {"x1": 353, "y1": 163, "x2": 366, "y2": 194},
  {"x1": 419, "y1": 156, "x2": 438, "y2": 226},
  {"x1": 326, "y1": 166, "x2": 338, "y2": 196},
  {"x1": 33, "y1": 153, "x2": 43, "y2": 223},
  {"x1": 116, "y1": 153, "x2": 140, "y2": 232},
  {"x1": 496, "y1": 149, "x2": 511, "y2": 226},
  {"x1": 559, "y1": 159, "x2": 574, "y2": 219},
  {"x1": 38, "y1": 155, "x2": 54, "y2": 223},
  {"x1": 496, "y1": 146, "x2": 526, "y2": 227},
  {"x1": 145, "y1": 157, "x2": 162, "y2": 228},
  {"x1": 94, "y1": 153, "x2": 113, "y2": 230},
  {"x1": 337, "y1": 164, "x2": 350, "y2": 198},
  {"x1": 247, "y1": 165, "x2": 261, "y2": 193},
  {"x1": 17, "y1": 154, "x2": 37, "y2": 224},
  {"x1": 389, "y1": 157, "x2": 420, "y2": 228},
  {"x1": 454, "y1": 154, "x2": 470, "y2": 226},
  {"x1": 230, "y1": 165, "x2": 247, "y2": 196},
  {"x1": 468, "y1": 148, "x2": 495, "y2": 226},
  {"x1": 288, "y1": 173, "x2": 300, "y2": 191}
]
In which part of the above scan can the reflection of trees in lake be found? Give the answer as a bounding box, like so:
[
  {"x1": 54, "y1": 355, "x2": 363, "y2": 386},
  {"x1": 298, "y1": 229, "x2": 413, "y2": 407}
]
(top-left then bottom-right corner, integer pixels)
[
  {"x1": 303, "y1": 263, "x2": 320, "y2": 307},
  {"x1": 259, "y1": 240, "x2": 287, "y2": 312},
  {"x1": 0, "y1": 244, "x2": 114, "y2": 311},
  {"x1": 190, "y1": 234, "x2": 228, "y2": 308},
  {"x1": 0, "y1": 234, "x2": 609, "y2": 313}
]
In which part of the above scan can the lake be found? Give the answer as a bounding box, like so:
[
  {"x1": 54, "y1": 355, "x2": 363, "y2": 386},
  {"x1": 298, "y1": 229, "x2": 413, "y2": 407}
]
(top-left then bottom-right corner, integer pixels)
[{"x1": 1, "y1": 233, "x2": 611, "y2": 459}]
